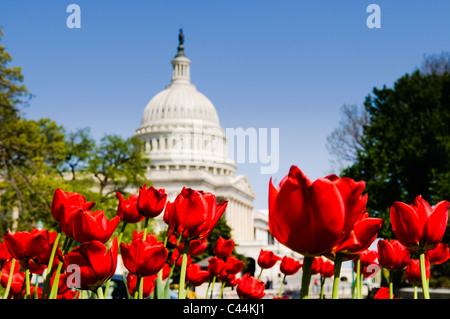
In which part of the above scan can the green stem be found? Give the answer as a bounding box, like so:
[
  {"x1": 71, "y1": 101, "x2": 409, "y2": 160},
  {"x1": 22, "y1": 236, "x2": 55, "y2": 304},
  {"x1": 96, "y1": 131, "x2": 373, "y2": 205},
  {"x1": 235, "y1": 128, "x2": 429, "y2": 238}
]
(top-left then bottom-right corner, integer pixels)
[
  {"x1": 219, "y1": 281, "x2": 226, "y2": 299},
  {"x1": 332, "y1": 253, "x2": 343, "y2": 299},
  {"x1": 209, "y1": 276, "x2": 216, "y2": 299},
  {"x1": 205, "y1": 281, "x2": 211, "y2": 299},
  {"x1": 355, "y1": 256, "x2": 361, "y2": 299},
  {"x1": 300, "y1": 256, "x2": 313, "y2": 299},
  {"x1": 96, "y1": 286, "x2": 104, "y2": 299},
  {"x1": 419, "y1": 251, "x2": 430, "y2": 299},
  {"x1": 258, "y1": 268, "x2": 263, "y2": 280},
  {"x1": 49, "y1": 261, "x2": 64, "y2": 299},
  {"x1": 278, "y1": 274, "x2": 286, "y2": 298},
  {"x1": 389, "y1": 270, "x2": 393, "y2": 299},
  {"x1": 24, "y1": 260, "x2": 31, "y2": 299},
  {"x1": 3, "y1": 258, "x2": 16, "y2": 299},
  {"x1": 133, "y1": 275, "x2": 142, "y2": 299},
  {"x1": 414, "y1": 285, "x2": 418, "y2": 299},
  {"x1": 320, "y1": 276, "x2": 325, "y2": 299},
  {"x1": 143, "y1": 217, "x2": 149, "y2": 239},
  {"x1": 178, "y1": 240, "x2": 190, "y2": 299},
  {"x1": 42, "y1": 232, "x2": 61, "y2": 298}
]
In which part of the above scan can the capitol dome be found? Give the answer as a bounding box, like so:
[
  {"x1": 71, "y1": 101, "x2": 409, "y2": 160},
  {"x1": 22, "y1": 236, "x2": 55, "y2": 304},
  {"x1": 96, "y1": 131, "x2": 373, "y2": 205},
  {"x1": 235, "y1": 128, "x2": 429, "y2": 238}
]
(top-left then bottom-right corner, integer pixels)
[{"x1": 134, "y1": 29, "x2": 236, "y2": 175}]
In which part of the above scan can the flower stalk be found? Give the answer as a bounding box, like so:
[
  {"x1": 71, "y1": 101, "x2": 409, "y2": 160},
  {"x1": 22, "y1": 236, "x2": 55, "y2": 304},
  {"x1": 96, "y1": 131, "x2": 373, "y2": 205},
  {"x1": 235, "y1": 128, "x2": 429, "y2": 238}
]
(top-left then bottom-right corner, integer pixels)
[
  {"x1": 332, "y1": 253, "x2": 343, "y2": 299},
  {"x1": 419, "y1": 251, "x2": 430, "y2": 299},
  {"x1": 178, "y1": 240, "x2": 190, "y2": 299},
  {"x1": 300, "y1": 256, "x2": 313, "y2": 299}
]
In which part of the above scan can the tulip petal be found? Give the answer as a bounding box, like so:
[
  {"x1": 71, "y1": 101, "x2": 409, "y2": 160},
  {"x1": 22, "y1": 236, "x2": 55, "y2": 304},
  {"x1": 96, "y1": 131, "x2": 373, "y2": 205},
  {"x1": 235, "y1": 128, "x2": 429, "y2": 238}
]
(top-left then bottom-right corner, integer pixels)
[
  {"x1": 390, "y1": 201, "x2": 421, "y2": 249},
  {"x1": 421, "y1": 200, "x2": 449, "y2": 251}
]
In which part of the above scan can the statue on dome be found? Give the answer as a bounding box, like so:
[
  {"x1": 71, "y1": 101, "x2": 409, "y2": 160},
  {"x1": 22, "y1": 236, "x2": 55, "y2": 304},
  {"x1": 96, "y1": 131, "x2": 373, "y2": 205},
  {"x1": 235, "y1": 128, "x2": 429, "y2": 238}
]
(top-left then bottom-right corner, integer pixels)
[{"x1": 178, "y1": 28, "x2": 184, "y2": 45}]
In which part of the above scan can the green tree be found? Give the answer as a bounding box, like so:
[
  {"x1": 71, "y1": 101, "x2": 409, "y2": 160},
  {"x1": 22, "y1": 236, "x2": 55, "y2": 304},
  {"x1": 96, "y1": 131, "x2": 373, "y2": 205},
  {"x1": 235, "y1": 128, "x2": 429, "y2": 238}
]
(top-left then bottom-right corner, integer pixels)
[
  {"x1": 0, "y1": 28, "x2": 67, "y2": 232},
  {"x1": 341, "y1": 70, "x2": 450, "y2": 287}
]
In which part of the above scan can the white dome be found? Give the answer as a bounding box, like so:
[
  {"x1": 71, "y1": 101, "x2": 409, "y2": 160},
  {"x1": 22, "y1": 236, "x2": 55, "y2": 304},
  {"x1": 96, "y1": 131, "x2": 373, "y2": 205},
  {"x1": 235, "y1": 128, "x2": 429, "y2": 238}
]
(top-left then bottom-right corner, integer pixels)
[
  {"x1": 140, "y1": 82, "x2": 220, "y2": 129},
  {"x1": 134, "y1": 31, "x2": 236, "y2": 176}
]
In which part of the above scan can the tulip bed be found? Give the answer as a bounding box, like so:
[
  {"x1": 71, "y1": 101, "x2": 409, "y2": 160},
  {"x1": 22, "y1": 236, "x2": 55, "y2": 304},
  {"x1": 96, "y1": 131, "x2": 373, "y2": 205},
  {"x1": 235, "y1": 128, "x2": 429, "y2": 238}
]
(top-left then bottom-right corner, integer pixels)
[{"x1": 0, "y1": 165, "x2": 449, "y2": 300}]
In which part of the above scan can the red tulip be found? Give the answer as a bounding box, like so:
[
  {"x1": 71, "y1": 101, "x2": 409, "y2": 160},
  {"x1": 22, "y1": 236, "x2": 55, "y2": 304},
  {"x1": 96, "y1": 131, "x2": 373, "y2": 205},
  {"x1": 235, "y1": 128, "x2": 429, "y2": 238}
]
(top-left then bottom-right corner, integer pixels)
[
  {"x1": 165, "y1": 187, "x2": 228, "y2": 241},
  {"x1": 0, "y1": 259, "x2": 23, "y2": 298},
  {"x1": 162, "y1": 263, "x2": 171, "y2": 280},
  {"x1": 390, "y1": 195, "x2": 449, "y2": 252},
  {"x1": 310, "y1": 257, "x2": 323, "y2": 275},
  {"x1": 406, "y1": 259, "x2": 430, "y2": 286},
  {"x1": 236, "y1": 273, "x2": 265, "y2": 299},
  {"x1": 373, "y1": 287, "x2": 392, "y2": 299},
  {"x1": 425, "y1": 243, "x2": 450, "y2": 265},
  {"x1": 359, "y1": 249, "x2": 378, "y2": 267},
  {"x1": 219, "y1": 272, "x2": 240, "y2": 287},
  {"x1": 121, "y1": 232, "x2": 168, "y2": 277},
  {"x1": 186, "y1": 263, "x2": 210, "y2": 286},
  {"x1": 257, "y1": 249, "x2": 281, "y2": 269},
  {"x1": 127, "y1": 274, "x2": 156, "y2": 298},
  {"x1": 176, "y1": 238, "x2": 208, "y2": 256},
  {"x1": 61, "y1": 205, "x2": 120, "y2": 244},
  {"x1": 63, "y1": 238, "x2": 118, "y2": 291},
  {"x1": 326, "y1": 212, "x2": 383, "y2": 261},
  {"x1": 207, "y1": 257, "x2": 226, "y2": 277},
  {"x1": 320, "y1": 259, "x2": 335, "y2": 278},
  {"x1": 280, "y1": 256, "x2": 302, "y2": 276},
  {"x1": 51, "y1": 188, "x2": 89, "y2": 222},
  {"x1": 32, "y1": 230, "x2": 61, "y2": 266},
  {"x1": 269, "y1": 166, "x2": 367, "y2": 257},
  {"x1": 0, "y1": 242, "x2": 12, "y2": 267},
  {"x1": 356, "y1": 249, "x2": 379, "y2": 278},
  {"x1": 377, "y1": 239, "x2": 410, "y2": 271},
  {"x1": 137, "y1": 184, "x2": 167, "y2": 218},
  {"x1": 3, "y1": 229, "x2": 49, "y2": 261},
  {"x1": 224, "y1": 256, "x2": 245, "y2": 275},
  {"x1": 116, "y1": 191, "x2": 144, "y2": 224},
  {"x1": 213, "y1": 237, "x2": 235, "y2": 258}
]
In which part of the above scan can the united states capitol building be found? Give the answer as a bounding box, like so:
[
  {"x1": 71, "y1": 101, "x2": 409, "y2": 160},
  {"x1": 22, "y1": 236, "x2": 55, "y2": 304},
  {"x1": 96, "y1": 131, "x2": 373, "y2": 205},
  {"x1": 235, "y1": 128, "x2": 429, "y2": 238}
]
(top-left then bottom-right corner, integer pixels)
[{"x1": 130, "y1": 30, "x2": 356, "y2": 297}]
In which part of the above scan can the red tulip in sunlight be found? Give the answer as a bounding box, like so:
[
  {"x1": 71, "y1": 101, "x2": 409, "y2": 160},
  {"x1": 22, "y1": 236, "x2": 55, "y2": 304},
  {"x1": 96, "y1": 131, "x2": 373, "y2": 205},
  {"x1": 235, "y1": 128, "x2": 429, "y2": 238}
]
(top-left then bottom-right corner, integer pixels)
[
  {"x1": 326, "y1": 212, "x2": 383, "y2": 261},
  {"x1": 236, "y1": 273, "x2": 265, "y2": 299},
  {"x1": 186, "y1": 263, "x2": 210, "y2": 287},
  {"x1": 207, "y1": 257, "x2": 226, "y2": 277},
  {"x1": 425, "y1": 243, "x2": 450, "y2": 265},
  {"x1": 0, "y1": 242, "x2": 11, "y2": 267},
  {"x1": 406, "y1": 259, "x2": 430, "y2": 286},
  {"x1": 269, "y1": 166, "x2": 367, "y2": 257},
  {"x1": 320, "y1": 259, "x2": 335, "y2": 278},
  {"x1": 116, "y1": 191, "x2": 144, "y2": 224},
  {"x1": 279, "y1": 256, "x2": 302, "y2": 276},
  {"x1": 310, "y1": 257, "x2": 323, "y2": 275},
  {"x1": 60, "y1": 205, "x2": 120, "y2": 244},
  {"x1": 390, "y1": 195, "x2": 449, "y2": 252},
  {"x1": 3, "y1": 229, "x2": 49, "y2": 261},
  {"x1": 373, "y1": 287, "x2": 393, "y2": 299},
  {"x1": 213, "y1": 237, "x2": 235, "y2": 258},
  {"x1": 63, "y1": 238, "x2": 118, "y2": 292},
  {"x1": 51, "y1": 189, "x2": 89, "y2": 222},
  {"x1": 165, "y1": 187, "x2": 228, "y2": 241},
  {"x1": 377, "y1": 239, "x2": 410, "y2": 271},
  {"x1": 223, "y1": 256, "x2": 245, "y2": 275},
  {"x1": 127, "y1": 274, "x2": 156, "y2": 298},
  {"x1": 137, "y1": 184, "x2": 167, "y2": 218},
  {"x1": 121, "y1": 232, "x2": 168, "y2": 277},
  {"x1": 257, "y1": 249, "x2": 281, "y2": 269}
]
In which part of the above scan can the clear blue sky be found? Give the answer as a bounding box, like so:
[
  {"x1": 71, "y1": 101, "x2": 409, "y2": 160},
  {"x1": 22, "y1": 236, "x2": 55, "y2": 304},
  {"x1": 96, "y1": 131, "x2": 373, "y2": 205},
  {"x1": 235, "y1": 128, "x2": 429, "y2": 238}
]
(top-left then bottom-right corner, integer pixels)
[{"x1": 1, "y1": 1, "x2": 450, "y2": 209}]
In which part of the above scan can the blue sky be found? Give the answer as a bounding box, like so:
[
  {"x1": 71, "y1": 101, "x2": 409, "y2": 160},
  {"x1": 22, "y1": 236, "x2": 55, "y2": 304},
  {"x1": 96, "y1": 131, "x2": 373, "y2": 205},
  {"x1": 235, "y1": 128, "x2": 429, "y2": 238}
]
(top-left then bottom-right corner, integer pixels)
[{"x1": 1, "y1": 1, "x2": 450, "y2": 209}]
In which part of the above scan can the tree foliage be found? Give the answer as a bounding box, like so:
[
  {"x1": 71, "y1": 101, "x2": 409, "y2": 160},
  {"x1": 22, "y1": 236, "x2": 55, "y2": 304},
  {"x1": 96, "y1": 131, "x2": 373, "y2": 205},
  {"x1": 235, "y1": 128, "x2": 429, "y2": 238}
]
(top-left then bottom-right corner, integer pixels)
[
  {"x1": 0, "y1": 27, "x2": 149, "y2": 233},
  {"x1": 340, "y1": 70, "x2": 450, "y2": 286}
]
